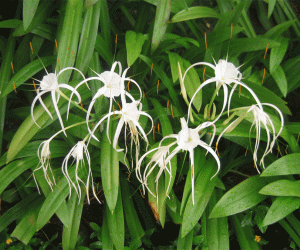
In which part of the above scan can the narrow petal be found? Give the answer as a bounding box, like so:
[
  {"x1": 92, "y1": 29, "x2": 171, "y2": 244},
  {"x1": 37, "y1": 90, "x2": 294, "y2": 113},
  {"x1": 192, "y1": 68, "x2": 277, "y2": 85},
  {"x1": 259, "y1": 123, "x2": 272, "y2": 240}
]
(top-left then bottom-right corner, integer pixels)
[
  {"x1": 113, "y1": 117, "x2": 125, "y2": 151},
  {"x1": 51, "y1": 90, "x2": 66, "y2": 136},
  {"x1": 31, "y1": 91, "x2": 53, "y2": 127}
]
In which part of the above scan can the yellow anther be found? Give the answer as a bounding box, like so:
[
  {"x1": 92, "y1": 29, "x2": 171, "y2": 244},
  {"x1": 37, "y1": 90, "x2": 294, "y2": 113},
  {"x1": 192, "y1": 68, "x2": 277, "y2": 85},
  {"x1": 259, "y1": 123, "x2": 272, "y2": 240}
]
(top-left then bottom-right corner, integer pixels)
[
  {"x1": 143, "y1": 91, "x2": 145, "y2": 101},
  {"x1": 13, "y1": 81, "x2": 17, "y2": 93},
  {"x1": 113, "y1": 105, "x2": 115, "y2": 117},
  {"x1": 203, "y1": 67, "x2": 206, "y2": 82},
  {"x1": 127, "y1": 79, "x2": 131, "y2": 92},
  {"x1": 230, "y1": 23, "x2": 233, "y2": 39},
  {"x1": 216, "y1": 143, "x2": 219, "y2": 156},
  {"x1": 254, "y1": 236, "x2": 261, "y2": 243},
  {"x1": 80, "y1": 102, "x2": 83, "y2": 109},
  {"x1": 245, "y1": 147, "x2": 248, "y2": 156},
  {"x1": 11, "y1": 61, "x2": 14, "y2": 74},
  {"x1": 115, "y1": 34, "x2": 118, "y2": 45},
  {"x1": 153, "y1": 125, "x2": 155, "y2": 140},
  {"x1": 151, "y1": 63, "x2": 153, "y2": 75},
  {"x1": 262, "y1": 68, "x2": 266, "y2": 83},
  {"x1": 204, "y1": 32, "x2": 207, "y2": 49},
  {"x1": 167, "y1": 100, "x2": 169, "y2": 112},
  {"x1": 29, "y1": 42, "x2": 34, "y2": 54},
  {"x1": 264, "y1": 43, "x2": 269, "y2": 59},
  {"x1": 170, "y1": 104, "x2": 174, "y2": 118},
  {"x1": 157, "y1": 80, "x2": 160, "y2": 94},
  {"x1": 33, "y1": 80, "x2": 37, "y2": 93},
  {"x1": 157, "y1": 123, "x2": 160, "y2": 133},
  {"x1": 55, "y1": 39, "x2": 58, "y2": 52}
]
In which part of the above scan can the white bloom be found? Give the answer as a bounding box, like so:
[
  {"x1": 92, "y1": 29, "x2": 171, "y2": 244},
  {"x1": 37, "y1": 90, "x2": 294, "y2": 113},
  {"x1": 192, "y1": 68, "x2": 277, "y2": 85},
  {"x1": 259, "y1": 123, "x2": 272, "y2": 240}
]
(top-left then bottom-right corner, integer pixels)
[
  {"x1": 88, "y1": 100, "x2": 153, "y2": 157},
  {"x1": 31, "y1": 67, "x2": 85, "y2": 136},
  {"x1": 33, "y1": 139, "x2": 56, "y2": 193},
  {"x1": 62, "y1": 141, "x2": 100, "y2": 204},
  {"x1": 69, "y1": 62, "x2": 142, "y2": 137},
  {"x1": 216, "y1": 103, "x2": 284, "y2": 173},
  {"x1": 183, "y1": 59, "x2": 263, "y2": 123},
  {"x1": 137, "y1": 118, "x2": 220, "y2": 205}
]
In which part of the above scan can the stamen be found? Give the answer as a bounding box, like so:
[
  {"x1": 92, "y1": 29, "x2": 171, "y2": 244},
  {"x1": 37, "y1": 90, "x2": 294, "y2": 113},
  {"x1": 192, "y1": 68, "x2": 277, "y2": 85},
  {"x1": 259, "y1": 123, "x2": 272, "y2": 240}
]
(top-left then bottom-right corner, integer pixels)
[
  {"x1": 113, "y1": 105, "x2": 115, "y2": 117},
  {"x1": 151, "y1": 63, "x2": 153, "y2": 75},
  {"x1": 203, "y1": 67, "x2": 206, "y2": 82},
  {"x1": 204, "y1": 32, "x2": 207, "y2": 49},
  {"x1": 143, "y1": 91, "x2": 145, "y2": 101},
  {"x1": 80, "y1": 102, "x2": 83, "y2": 109},
  {"x1": 33, "y1": 80, "x2": 37, "y2": 93},
  {"x1": 127, "y1": 79, "x2": 131, "y2": 92},
  {"x1": 13, "y1": 81, "x2": 17, "y2": 93},
  {"x1": 11, "y1": 61, "x2": 14, "y2": 74},
  {"x1": 239, "y1": 85, "x2": 241, "y2": 98},
  {"x1": 255, "y1": 236, "x2": 261, "y2": 243},
  {"x1": 262, "y1": 68, "x2": 266, "y2": 83},
  {"x1": 115, "y1": 34, "x2": 118, "y2": 45},
  {"x1": 264, "y1": 43, "x2": 269, "y2": 59},
  {"x1": 230, "y1": 23, "x2": 233, "y2": 39},
  {"x1": 57, "y1": 58, "x2": 61, "y2": 70},
  {"x1": 117, "y1": 102, "x2": 122, "y2": 110},
  {"x1": 29, "y1": 42, "x2": 34, "y2": 54},
  {"x1": 277, "y1": 145, "x2": 282, "y2": 157},
  {"x1": 157, "y1": 123, "x2": 160, "y2": 133},
  {"x1": 170, "y1": 104, "x2": 174, "y2": 118},
  {"x1": 72, "y1": 50, "x2": 75, "y2": 59},
  {"x1": 208, "y1": 108, "x2": 211, "y2": 120},
  {"x1": 153, "y1": 125, "x2": 155, "y2": 140},
  {"x1": 167, "y1": 100, "x2": 169, "y2": 112},
  {"x1": 139, "y1": 189, "x2": 145, "y2": 198},
  {"x1": 157, "y1": 80, "x2": 160, "y2": 94},
  {"x1": 216, "y1": 143, "x2": 219, "y2": 156},
  {"x1": 55, "y1": 39, "x2": 58, "y2": 52},
  {"x1": 245, "y1": 147, "x2": 248, "y2": 156}
]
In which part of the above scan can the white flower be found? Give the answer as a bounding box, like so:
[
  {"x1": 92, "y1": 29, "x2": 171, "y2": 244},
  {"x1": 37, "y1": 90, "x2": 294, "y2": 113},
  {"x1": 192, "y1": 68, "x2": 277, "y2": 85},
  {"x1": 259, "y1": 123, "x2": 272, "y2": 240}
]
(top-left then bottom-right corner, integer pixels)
[
  {"x1": 88, "y1": 99, "x2": 153, "y2": 157},
  {"x1": 183, "y1": 59, "x2": 263, "y2": 123},
  {"x1": 216, "y1": 103, "x2": 284, "y2": 173},
  {"x1": 137, "y1": 118, "x2": 220, "y2": 205},
  {"x1": 31, "y1": 67, "x2": 85, "y2": 136},
  {"x1": 62, "y1": 141, "x2": 100, "y2": 204},
  {"x1": 69, "y1": 62, "x2": 142, "y2": 137},
  {"x1": 33, "y1": 139, "x2": 56, "y2": 193}
]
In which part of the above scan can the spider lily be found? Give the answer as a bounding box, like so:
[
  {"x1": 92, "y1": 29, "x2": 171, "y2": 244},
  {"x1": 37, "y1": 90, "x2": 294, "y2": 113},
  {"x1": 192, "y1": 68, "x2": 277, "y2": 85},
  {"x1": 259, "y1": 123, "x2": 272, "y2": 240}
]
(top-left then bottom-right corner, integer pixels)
[
  {"x1": 216, "y1": 103, "x2": 284, "y2": 173},
  {"x1": 183, "y1": 59, "x2": 263, "y2": 123},
  {"x1": 33, "y1": 139, "x2": 56, "y2": 193},
  {"x1": 137, "y1": 118, "x2": 220, "y2": 205},
  {"x1": 62, "y1": 141, "x2": 100, "y2": 204},
  {"x1": 88, "y1": 97, "x2": 153, "y2": 160},
  {"x1": 69, "y1": 62, "x2": 142, "y2": 138},
  {"x1": 31, "y1": 67, "x2": 85, "y2": 136}
]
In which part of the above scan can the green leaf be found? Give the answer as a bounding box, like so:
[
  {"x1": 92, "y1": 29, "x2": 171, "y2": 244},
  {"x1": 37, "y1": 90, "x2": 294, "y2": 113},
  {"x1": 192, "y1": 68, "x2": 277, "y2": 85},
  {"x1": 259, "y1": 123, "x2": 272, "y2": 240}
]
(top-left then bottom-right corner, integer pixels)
[
  {"x1": 151, "y1": 0, "x2": 172, "y2": 52},
  {"x1": 170, "y1": 6, "x2": 220, "y2": 23},
  {"x1": 259, "y1": 179, "x2": 300, "y2": 197},
  {"x1": 100, "y1": 121, "x2": 120, "y2": 213},
  {"x1": 270, "y1": 64, "x2": 288, "y2": 97},
  {"x1": 0, "y1": 157, "x2": 38, "y2": 194},
  {"x1": 107, "y1": 189, "x2": 124, "y2": 250},
  {"x1": 177, "y1": 229, "x2": 193, "y2": 250},
  {"x1": 62, "y1": 190, "x2": 85, "y2": 250},
  {"x1": 229, "y1": 38, "x2": 280, "y2": 56},
  {"x1": 181, "y1": 158, "x2": 217, "y2": 237},
  {"x1": 126, "y1": 31, "x2": 147, "y2": 66},
  {"x1": 11, "y1": 198, "x2": 44, "y2": 244},
  {"x1": 23, "y1": 0, "x2": 40, "y2": 30},
  {"x1": 263, "y1": 196, "x2": 300, "y2": 226},
  {"x1": 268, "y1": 0, "x2": 277, "y2": 18},
  {"x1": 209, "y1": 176, "x2": 268, "y2": 218},
  {"x1": 102, "y1": 209, "x2": 114, "y2": 249},
  {"x1": 121, "y1": 178, "x2": 144, "y2": 243},
  {"x1": 270, "y1": 37, "x2": 289, "y2": 74},
  {"x1": 264, "y1": 20, "x2": 295, "y2": 38},
  {"x1": 0, "y1": 19, "x2": 22, "y2": 28},
  {"x1": 168, "y1": 52, "x2": 202, "y2": 112},
  {"x1": 231, "y1": 214, "x2": 261, "y2": 250},
  {"x1": 261, "y1": 153, "x2": 300, "y2": 176}
]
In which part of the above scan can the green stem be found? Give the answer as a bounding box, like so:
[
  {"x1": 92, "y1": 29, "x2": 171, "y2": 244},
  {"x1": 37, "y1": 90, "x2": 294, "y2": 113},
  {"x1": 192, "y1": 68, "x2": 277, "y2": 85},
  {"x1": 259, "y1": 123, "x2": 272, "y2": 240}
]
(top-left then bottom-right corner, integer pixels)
[{"x1": 279, "y1": 219, "x2": 300, "y2": 248}]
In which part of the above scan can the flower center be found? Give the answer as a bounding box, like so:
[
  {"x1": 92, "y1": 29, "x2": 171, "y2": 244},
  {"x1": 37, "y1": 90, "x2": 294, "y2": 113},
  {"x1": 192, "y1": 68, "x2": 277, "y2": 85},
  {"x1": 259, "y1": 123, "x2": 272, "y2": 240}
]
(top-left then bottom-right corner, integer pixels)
[
  {"x1": 40, "y1": 73, "x2": 59, "y2": 90},
  {"x1": 101, "y1": 71, "x2": 122, "y2": 97},
  {"x1": 177, "y1": 127, "x2": 200, "y2": 151},
  {"x1": 215, "y1": 59, "x2": 241, "y2": 85}
]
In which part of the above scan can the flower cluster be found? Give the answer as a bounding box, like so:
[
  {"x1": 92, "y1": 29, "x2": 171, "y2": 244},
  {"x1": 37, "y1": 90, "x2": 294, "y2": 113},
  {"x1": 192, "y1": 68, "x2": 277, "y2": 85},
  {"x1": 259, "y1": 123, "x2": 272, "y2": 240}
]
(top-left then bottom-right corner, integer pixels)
[{"x1": 31, "y1": 58, "x2": 284, "y2": 205}]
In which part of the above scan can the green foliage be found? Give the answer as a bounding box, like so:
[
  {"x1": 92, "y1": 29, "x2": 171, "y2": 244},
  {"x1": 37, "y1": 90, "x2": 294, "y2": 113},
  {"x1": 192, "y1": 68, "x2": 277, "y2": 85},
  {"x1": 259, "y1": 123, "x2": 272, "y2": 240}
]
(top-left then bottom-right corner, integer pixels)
[{"x1": 1, "y1": 0, "x2": 300, "y2": 249}]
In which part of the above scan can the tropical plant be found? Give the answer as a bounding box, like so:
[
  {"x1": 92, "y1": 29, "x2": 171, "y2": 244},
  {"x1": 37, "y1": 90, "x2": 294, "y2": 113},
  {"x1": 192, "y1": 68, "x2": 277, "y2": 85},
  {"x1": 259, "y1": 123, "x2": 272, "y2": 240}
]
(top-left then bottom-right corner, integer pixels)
[{"x1": 1, "y1": 0, "x2": 300, "y2": 249}]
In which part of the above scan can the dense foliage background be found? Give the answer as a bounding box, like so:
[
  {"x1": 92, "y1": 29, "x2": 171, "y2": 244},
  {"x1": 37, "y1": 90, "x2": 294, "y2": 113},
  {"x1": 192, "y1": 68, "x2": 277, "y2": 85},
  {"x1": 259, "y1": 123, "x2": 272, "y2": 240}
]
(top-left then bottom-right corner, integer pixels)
[{"x1": 0, "y1": 0, "x2": 300, "y2": 249}]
